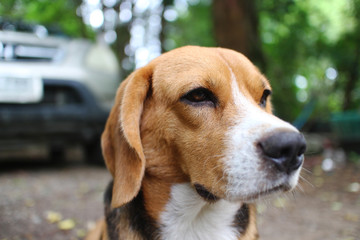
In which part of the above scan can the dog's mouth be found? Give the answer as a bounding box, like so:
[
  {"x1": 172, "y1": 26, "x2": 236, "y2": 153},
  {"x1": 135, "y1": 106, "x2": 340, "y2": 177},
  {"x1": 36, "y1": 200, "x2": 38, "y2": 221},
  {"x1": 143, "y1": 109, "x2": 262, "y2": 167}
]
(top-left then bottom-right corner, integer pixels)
[
  {"x1": 194, "y1": 183, "x2": 219, "y2": 202},
  {"x1": 239, "y1": 184, "x2": 291, "y2": 202},
  {"x1": 225, "y1": 178, "x2": 297, "y2": 203},
  {"x1": 194, "y1": 182, "x2": 291, "y2": 203},
  {"x1": 194, "y1": 174, "x2": 298, "y2": 203}
]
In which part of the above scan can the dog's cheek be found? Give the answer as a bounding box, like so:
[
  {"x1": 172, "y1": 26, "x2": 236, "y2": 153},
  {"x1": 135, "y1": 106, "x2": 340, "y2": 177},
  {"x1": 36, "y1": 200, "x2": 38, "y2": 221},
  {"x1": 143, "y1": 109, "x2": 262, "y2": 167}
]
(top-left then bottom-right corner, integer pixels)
[
  {"x1": 173, "y1": 106, "x2": 214, "y2": 130},
  {"x1": 176, "y1": 125, "x2": 229, "y2": 197}
]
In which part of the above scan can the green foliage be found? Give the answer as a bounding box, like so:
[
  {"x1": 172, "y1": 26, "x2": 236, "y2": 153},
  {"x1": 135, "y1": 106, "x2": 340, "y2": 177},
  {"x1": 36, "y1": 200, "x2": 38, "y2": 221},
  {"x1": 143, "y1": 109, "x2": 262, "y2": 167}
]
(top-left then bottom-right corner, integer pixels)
[
  {"x1": 165, "y1": 0, "x2": 360, "y2": 123},
  {"x1": 258, "y1": 0, "x2": 360, "y2": 122},
  {"x1": 259, "y1": 1, "x2": 315, "y2": 121},
  {"x1": 2, "y1": 0, "x2": 359, "y2": 126},
  {"x1": 348, "y1": 151, "x2": 360, "y2": 164},
  {"x1": 163, "y1": 0, "x2": 215, "y2": 51},
  {"x1": 327, "y1": 0, "x2": 360, "y2": 111},
  {"x1": 0, "y1": 0, "x2": 94, "y2": 38}
]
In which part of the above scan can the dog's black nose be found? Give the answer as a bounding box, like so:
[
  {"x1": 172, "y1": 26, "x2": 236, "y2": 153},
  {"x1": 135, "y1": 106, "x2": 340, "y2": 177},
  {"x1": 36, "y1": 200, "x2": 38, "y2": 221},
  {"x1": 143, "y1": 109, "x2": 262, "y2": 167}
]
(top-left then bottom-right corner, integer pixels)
[{"x1": 258, "y1": 131, "x2": 306, "y2": 174}]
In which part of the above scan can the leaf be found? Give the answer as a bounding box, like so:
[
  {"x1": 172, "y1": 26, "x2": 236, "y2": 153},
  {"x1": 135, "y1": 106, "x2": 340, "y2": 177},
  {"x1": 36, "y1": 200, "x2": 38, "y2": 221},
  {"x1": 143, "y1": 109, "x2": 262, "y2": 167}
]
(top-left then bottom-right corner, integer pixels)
[
  {"x1": 46, "y1": 211, "x2": 62, "y2": 223},
  {"x1": 344, "y1": 213, "x2": 359, "y2": 222},
  {"x1": 347, "y1": 182, "x2": 360, "y2": 193},
  {"x1": 25, "y1": 199, "x2": 35, "y2": 208},
  {"x1": 331, "y1": 201, "x2": 343, "y2": 211},
  {"x1": 58, "y1": 219, "x2": 76, "y2": 230},
  {"x1": 77, "y1": 229, "x2": 87, "y2": 238},
  {"x1": 314, "y1": 176, "x2": 325, "y2": 188}
]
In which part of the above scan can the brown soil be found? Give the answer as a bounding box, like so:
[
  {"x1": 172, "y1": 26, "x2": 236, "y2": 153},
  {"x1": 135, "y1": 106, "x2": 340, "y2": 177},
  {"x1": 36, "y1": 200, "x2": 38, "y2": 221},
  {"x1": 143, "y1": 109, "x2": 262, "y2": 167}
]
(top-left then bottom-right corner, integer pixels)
[{"x1": 0, "y1": 154, "x2": 359, "y2": 240}]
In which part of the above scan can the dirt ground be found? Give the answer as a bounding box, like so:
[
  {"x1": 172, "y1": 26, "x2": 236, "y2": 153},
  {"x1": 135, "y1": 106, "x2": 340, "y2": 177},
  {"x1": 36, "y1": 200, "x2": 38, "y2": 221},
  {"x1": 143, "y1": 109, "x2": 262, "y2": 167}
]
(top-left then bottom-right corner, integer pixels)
[{"x1": 0, "y1": 148, "x2": 359, "y2": 240}]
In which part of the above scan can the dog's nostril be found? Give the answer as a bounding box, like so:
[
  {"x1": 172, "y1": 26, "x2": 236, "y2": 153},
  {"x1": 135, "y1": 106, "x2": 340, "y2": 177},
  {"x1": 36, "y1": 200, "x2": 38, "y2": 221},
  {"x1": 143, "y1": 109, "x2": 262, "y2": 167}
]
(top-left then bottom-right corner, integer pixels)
[
  {"x1": 259, "y1": 131, "x2": 306, "y2": 174},
  {"x1": 280, "y1": 147, "x2": 292, "y2": 159},
  {"x1": 297, "y1": 145, "x2": 306, "y2": 157}
]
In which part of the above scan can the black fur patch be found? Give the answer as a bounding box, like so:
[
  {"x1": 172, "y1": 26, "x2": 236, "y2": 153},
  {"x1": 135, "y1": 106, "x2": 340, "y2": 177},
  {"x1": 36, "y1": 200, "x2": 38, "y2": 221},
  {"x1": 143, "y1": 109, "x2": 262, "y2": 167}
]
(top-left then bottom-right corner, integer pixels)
[
  {"x1": 104, "y1": 181, "x2": 121, "y2": 240},
  {"x1": 104, "y1": 181, "x2": 249, "y2": 239},
  {"x1": 194, "y1": 183, "x2": 219, "y2": 202},
  {"x1": 234, "y1": 204, "x2": 250, "y2": 234},
  {"x1": 104, "y1": 180, "x2": 159, "y2": 240},
  {"x1": 125, "y1": 188, "x2": 159, "y2": 239}
]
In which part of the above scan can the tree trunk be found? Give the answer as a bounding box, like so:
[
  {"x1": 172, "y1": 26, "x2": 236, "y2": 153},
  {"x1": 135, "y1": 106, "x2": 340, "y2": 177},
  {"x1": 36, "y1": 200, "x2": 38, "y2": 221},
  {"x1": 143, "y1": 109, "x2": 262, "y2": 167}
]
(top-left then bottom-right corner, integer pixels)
[
  {"x1": 343, "y1": 0, "x2": 360, "y2": 110},
  {"x1": 343, "y1": 45, "x2": 360, "y2": 110},
  {"x1": 160, "y1": 0, "x2": 174, "y2": 53},
  {"x1": 113, "y1": 25, "x2": 131, "y2": 78},
  {"x1": 212, "y1": 0, "x2": 265, "y2": 70}
]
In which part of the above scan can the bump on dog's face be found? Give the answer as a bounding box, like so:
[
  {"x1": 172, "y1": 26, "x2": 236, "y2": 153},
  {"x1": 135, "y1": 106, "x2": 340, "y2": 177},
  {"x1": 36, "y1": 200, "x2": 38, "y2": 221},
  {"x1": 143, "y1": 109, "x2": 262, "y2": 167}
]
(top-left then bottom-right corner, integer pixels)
[{"x1": 139, "y1": 46, "x2": 305, "y2": 203}]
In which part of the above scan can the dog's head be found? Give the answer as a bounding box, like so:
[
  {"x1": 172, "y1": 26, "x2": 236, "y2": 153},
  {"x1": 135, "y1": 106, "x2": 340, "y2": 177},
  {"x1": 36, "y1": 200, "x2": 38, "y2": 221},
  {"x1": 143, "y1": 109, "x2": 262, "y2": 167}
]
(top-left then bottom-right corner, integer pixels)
[{"x1": 102, "y1": 46, "x2": 306, "y2": 208}]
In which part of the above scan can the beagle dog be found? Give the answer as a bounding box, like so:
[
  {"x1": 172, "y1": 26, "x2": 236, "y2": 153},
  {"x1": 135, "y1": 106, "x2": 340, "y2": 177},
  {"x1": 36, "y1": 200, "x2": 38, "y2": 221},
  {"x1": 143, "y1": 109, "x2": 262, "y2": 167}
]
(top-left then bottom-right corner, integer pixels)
[{"x1": 86, "y1": 46, "x2": 306, "y2": 240}]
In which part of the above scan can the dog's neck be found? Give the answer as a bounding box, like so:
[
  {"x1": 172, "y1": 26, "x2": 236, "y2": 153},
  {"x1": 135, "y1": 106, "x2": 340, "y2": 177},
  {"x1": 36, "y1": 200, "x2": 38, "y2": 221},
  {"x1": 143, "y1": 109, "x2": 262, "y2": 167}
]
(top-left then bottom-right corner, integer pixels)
[
  {"x1": 105, "y1": 179, "x2": 254, "y2": 240},
  {"x1": 158, "y1": 183, "x2": 245, "y2": 240}
]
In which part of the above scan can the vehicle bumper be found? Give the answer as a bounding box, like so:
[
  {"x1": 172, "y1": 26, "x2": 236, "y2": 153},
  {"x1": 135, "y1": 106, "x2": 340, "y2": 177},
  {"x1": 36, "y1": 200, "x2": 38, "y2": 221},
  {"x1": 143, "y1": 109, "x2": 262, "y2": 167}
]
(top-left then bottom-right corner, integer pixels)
[{"x1": 0, "y1": 79, "x2": 109, "y2": 148}]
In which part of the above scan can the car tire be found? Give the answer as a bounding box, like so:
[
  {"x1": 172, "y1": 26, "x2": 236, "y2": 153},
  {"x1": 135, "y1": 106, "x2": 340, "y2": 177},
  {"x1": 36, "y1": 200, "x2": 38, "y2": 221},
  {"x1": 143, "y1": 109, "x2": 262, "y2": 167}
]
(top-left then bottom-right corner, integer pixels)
[
  {"x1": 84, "y1": 138, "x2": 104, "y2": 165},
  {"x1": 49, "y1": 145, "x2": 66, "y2": 163}
]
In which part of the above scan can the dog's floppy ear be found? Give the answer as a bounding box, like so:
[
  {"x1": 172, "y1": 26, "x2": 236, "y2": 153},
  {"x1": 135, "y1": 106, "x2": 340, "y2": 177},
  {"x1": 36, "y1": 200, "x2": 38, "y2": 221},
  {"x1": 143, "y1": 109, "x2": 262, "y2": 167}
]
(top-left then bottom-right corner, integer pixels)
[{"x1": 101, "y1": 65, "x2": 152, "y2": 208}]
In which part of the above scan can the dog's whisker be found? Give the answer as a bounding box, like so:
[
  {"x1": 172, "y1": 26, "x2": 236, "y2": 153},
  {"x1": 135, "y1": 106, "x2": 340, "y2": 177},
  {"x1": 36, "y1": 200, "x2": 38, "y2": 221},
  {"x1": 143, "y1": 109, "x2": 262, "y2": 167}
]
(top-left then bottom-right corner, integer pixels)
[
  {"x1": 299, "y1": 174, "x2": 314, "y2": 188},
  {"x1": 295, "y1": 182, "x2": 305, "y2": 193},
  {"x1": 201, "y1": 154, "x2": 225, "y2": 170},
  {"x1": 291, "y1": 191, "x2": 297, "y2": 200},
  {"x1": 301, "y1": 167, "x2": 312, "y2": 175},
  {"x1": 209, "y1": 169, "x2": 228, "y2": 195}
]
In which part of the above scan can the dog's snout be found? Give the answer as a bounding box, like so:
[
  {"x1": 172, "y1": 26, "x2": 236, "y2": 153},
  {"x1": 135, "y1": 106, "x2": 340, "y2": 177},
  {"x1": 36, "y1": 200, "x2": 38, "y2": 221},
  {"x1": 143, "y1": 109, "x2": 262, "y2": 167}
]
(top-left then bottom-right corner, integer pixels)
[{"x1": 258, "y1": 131, "x2": 306, "y2": 174}]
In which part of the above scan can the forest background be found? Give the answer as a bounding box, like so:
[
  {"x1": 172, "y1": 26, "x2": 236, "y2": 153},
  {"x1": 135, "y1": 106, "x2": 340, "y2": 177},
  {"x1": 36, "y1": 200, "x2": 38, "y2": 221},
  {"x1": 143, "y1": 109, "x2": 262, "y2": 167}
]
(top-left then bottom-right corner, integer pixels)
[{"x1": 2, "y1": 0, "x2": 360, "y2": 128}]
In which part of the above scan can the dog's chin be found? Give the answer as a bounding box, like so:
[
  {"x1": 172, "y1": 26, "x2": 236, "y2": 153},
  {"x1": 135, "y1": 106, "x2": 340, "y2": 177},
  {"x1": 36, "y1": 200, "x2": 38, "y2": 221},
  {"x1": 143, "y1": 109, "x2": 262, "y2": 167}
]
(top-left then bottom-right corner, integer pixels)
[
  {"x1": 194, "y1": 171, "x2": 301, "y2": 203},
  {"x1": 238, "y1": 183, "x2": 293, "y2": 203},
  {"x1": 226, "y1": 176, "x2": 300, "y2": 203}
]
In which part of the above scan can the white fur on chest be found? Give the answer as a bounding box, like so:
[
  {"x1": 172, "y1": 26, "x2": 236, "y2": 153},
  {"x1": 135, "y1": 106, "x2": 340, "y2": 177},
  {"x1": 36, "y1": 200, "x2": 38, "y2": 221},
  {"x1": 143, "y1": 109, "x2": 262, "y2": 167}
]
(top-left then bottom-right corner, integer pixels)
[{"x1": 160, "y1": 183, "x2": 241, "y2": 240}]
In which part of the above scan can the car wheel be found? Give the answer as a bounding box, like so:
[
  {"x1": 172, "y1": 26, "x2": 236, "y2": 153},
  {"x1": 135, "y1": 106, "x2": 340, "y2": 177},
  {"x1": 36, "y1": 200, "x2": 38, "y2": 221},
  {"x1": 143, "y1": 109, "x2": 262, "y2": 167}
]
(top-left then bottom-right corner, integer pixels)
[
  {"x1": 84, "y1": 138, "x2": 104, "y2": 165},
  {"x1": 49, "y1": 145, "x2": 66, "y2": 163}
]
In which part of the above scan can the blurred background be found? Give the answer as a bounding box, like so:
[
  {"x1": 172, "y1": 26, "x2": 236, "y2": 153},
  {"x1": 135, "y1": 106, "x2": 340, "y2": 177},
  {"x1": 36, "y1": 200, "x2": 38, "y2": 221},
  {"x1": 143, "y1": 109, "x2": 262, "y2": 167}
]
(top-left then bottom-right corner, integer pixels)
[{"x1": 0, "y1": 0, "x2": 359, "y2": 239}]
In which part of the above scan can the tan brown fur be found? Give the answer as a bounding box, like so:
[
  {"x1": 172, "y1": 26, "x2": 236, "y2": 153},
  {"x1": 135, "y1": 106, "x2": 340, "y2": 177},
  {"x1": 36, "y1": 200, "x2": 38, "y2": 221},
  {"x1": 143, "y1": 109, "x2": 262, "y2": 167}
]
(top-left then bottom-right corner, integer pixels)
[{"x1": 87, "y1": 46, "x2": 278, "y2": 240}]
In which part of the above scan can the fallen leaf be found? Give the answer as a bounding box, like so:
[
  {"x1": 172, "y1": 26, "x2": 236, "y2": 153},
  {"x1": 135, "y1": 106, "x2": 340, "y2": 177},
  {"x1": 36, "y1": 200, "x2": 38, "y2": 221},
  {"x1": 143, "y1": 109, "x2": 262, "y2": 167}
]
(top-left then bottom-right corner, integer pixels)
[
  {"x1": 314, "y1": 177, "x2": 324, "y2": 188},
  {"x1": 46, "y1": 211, "x2": 62, "y2": 223},
  {"x1": 344, "y1": 213, "x2": 359, "y2": 222},
  {"x1": 25, "y1": 199, "x2": 35, "y2": 208},
  {"x1": 58, "y1": 219, "x2": 76, "y2": 230},
  {"x1": 77, "y1": 229, "x2": 87, "y2": 238},
  {"x1": 331, "y1": 201, "x2": 342, "y2": 211},
  {"x1": 347, "y1": 182, "x2": 360, "y2": 193},
  {"x1": 313, "y1": 165, "x2": 323, "y2": 176}
]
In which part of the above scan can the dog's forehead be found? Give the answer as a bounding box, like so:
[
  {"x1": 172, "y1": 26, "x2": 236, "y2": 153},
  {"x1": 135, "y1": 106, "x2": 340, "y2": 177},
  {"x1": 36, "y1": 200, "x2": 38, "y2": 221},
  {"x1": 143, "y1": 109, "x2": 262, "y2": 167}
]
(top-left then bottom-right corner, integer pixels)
[
  {"x1": 150, "y1": 46, "x2": 270, "y2": 101},
  {"x1": 214, "y1": 48, "x2": 271, "y2": 93}
]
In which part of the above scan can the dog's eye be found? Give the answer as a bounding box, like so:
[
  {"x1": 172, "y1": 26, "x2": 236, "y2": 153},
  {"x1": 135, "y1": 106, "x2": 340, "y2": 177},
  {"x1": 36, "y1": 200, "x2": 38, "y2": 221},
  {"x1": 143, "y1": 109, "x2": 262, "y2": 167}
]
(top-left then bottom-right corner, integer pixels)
[
  {"x1": 181, "y1": 87, "x2": 218, "y2": 107},
  {"x1": 259, "y1": 89, "x2": 271, "y2": 108}
]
